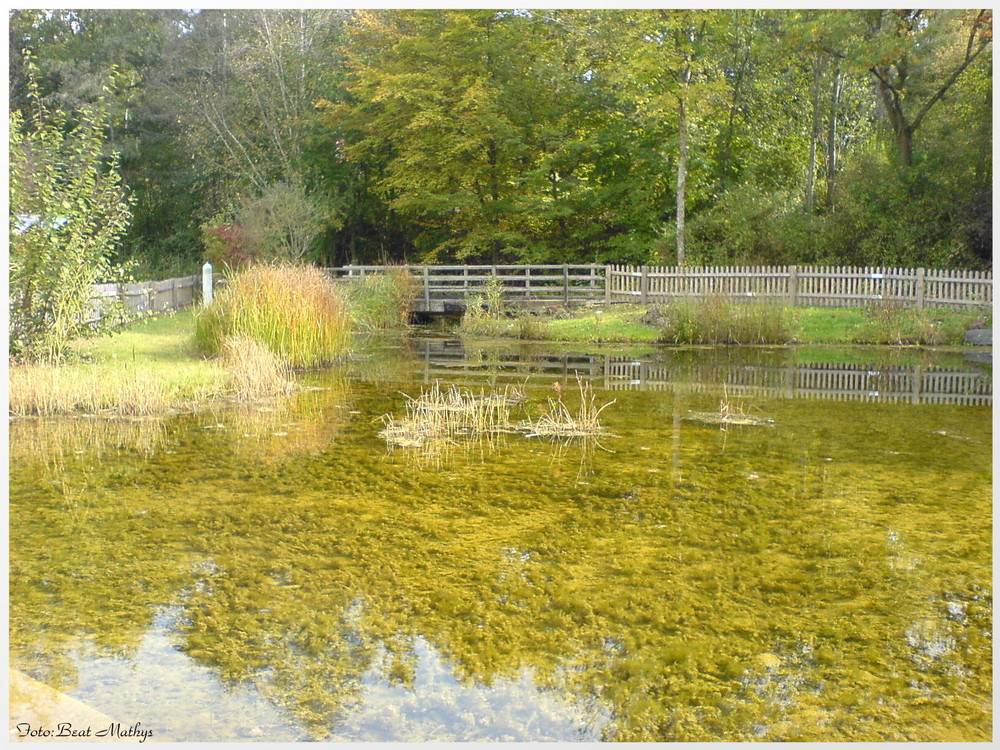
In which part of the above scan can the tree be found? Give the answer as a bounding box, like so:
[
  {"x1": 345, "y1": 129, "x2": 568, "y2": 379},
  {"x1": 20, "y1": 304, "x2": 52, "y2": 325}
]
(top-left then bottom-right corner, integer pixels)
[
  {"x1": 598, "y1": 10, "x2": 730, "y2": 265},
  {"x1": 238, "y1": 180, "x2": 325, "y2": 262},
  {"x1": 9, "y1": 61, "x2": 133, "y2": 361}
]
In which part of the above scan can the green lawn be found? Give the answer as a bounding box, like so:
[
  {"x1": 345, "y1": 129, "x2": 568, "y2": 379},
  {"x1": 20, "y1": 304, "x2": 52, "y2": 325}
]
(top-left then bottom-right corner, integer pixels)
[
  {"x1": 69, "y1": 308, "x2": 227, "y2": 396},
  {"x1": 483, "y1": 303, "x2": 986, "y2": 346}
]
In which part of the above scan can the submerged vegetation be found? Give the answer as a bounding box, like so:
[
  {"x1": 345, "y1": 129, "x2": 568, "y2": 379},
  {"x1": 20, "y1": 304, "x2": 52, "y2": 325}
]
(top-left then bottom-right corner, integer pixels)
[{"x1": 9, "y1": 358, "x2": 992, "y2": 741}]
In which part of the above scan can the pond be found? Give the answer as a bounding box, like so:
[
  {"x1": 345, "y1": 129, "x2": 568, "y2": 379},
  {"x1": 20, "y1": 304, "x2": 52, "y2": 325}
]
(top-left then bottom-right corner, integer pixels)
[{"x1": 9, "y1": 338, "x2": 992, "y2": 741}]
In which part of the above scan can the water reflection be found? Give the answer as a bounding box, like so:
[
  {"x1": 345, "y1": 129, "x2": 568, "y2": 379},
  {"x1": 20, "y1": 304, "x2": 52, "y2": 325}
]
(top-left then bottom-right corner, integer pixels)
[
  {"x1": 9, "y1": 342, "x2": 992, "y2": 742},
  {"x1": 401, "y1": 337, "x2": 992, "y2": 405}
]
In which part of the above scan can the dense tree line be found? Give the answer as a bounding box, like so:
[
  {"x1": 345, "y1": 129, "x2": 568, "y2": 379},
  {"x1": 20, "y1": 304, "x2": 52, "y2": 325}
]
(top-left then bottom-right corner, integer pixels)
[{"x1": 9, "y1": 9, "x2": 992, "y2": 275}]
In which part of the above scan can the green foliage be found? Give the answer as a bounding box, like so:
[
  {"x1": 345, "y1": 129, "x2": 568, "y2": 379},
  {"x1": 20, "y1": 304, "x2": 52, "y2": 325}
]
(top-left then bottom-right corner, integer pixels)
[
  {"x1": 345, "y1": 268, "x2": 419, "y2": 331},
  {"x1": 459, "y1": 274, "x2": 511, "y2": 336},
  {"x1": 9, "y1": 61, "x2": 134, "y2": 361},
  {"x1": 195, "y1": 265, "x2": 352, "y2": 367},
  {"x1": 238, "y1": 180, "x2": 325, "y2": 263},
  {"x1": 11, "y1": 9, "x2": 992, "y2": 270}
]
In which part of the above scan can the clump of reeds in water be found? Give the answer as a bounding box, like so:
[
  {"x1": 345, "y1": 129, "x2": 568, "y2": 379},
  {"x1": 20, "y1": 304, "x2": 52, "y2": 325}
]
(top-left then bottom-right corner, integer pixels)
[
  {"x1": 684, "y1": 385, "x2": 774, "y2": 429},
  {"x1": 379, "y1": 382, "x2": 522, "y2": 453},
  {"x1": 379, "y1": 378, "x2": 616, "y2": 462},
  {"x1": 520, "y1": 377, "x2": 616, "y2": 440}
]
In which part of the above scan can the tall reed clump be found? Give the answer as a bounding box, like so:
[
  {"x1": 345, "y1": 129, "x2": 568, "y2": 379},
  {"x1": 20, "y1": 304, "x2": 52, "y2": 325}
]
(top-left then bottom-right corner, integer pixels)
[
  {"x1": 345, "y1": 268, "x2": 418, "y2": 331},
  {"x1": 196, "y1": 264, "x2": 351, "y2": 367},
  {"x1": 379, "y1": 382, "x2": 521, "y2": 450},
  {"x1": 658, "y1": 295, "x2": 794, "y2": 345},
  {"x1": 523, "y1": 378, "x2": 616, "y2": 439}
]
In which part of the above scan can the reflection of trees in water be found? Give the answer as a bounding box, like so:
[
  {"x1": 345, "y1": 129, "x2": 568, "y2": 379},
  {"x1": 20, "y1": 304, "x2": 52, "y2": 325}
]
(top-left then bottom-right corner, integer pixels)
[{"x1": 9, "y1": 384, "x2": 993, "y2": 741}]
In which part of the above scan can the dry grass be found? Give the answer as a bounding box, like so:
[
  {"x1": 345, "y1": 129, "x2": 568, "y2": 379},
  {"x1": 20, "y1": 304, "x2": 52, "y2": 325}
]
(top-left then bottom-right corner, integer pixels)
[
  {"x1": 8, "y1": 362, "x2": 176, "y2": 417},
  {"x1": 379, "y1": 382, "x2": 523, "y2": 455},
  {"x1": 379, "y1": 378, "x2": 616, "y2": 463},
  {"x1": 520, "y1": 378, "x2": 616, "y2": 439},
  {"x1": 218, "y1": 335, "x2": 295, "y2": 401},
  {"x1": 684, "y1": 386, "x2": 774, "y2": 429}
]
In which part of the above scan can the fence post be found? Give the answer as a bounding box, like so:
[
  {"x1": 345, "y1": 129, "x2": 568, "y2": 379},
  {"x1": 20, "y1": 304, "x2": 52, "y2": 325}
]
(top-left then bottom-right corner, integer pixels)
[
  {"x1": 788, "y1": 264, "x2": 799, "y2": 307},
  {"x1": 202, "y1": 262, "x2": 213, "y2": 306},
  {"x1": 605, "y1": 265, "x2": 612, "y2": 303},
  {"x1": 563, "y1": 264, "x2": 569, "y2": 304},
  {"x1": 640, "y1": 266, "x2": 649, "y2": 304},
  {"x1": 423, "y1": 266, "x2": 431, "y2": 311},
  {"x1": 915, "y1": 267, "x2": 925, "y2": 310}
]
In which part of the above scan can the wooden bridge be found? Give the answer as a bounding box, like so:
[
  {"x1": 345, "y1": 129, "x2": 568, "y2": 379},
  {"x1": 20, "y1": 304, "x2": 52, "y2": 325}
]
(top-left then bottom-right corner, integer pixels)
[{"x1": 328, "y1": 264, "x2": 606, "y2": 313}]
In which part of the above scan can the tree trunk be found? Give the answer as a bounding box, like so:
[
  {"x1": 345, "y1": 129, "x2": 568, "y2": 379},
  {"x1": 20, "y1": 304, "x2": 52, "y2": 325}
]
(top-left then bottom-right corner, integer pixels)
[
  {"x1": 805, "y1": 54, "x2": 822, "y2": 212},
  {"x1": 825, "y1": 65, "x2": 843, "y2": 211},
  {"x1": 676, "y1": 94, "x2": 688, "y2": 266}
]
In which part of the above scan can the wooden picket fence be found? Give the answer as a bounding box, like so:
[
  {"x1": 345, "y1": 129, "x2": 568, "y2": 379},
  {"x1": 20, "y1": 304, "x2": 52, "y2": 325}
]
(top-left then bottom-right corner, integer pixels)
[
  {"x1": 606, "y1": 264, "x2": 993, "y2": 310},
  {"x1": 87, "y1": 274, "x2": 203, "y2": 322},
  {"x1": 86, "y1": 263, "x2": 991, "y2": 321}
]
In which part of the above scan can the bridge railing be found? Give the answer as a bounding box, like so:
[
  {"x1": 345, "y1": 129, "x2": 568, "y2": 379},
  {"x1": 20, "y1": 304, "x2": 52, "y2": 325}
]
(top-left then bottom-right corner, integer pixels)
[{"x1": 327, "y1": 264, "x2": 606, "y2": 310}]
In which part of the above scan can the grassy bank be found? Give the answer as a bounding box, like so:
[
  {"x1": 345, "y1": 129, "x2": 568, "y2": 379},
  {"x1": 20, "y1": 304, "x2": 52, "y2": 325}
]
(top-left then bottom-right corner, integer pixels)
[
  {"x1": 11, "y1": 265, "x2": 417, "y2": 417},
  {"x1": 10, "y1": 309, "x2": 300, "y2": 416},
  {"x1": 459, "y1": 301, "x2": 989, "y2": 347},
  {"x1": 10, "y1": 310, "x2": 235, "y2": 416}
]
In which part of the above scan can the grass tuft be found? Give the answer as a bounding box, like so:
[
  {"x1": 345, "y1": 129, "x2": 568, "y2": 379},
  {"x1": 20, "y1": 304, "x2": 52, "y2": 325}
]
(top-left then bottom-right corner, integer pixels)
[
  {"x1": 196, "y1": 264, "x2": 351, "y2": 367},
  {"x1": 346, "y1": 268, "x2": 419, "y2": 331},
  {"x1": 658, "y1": 296, "x2": 794, "y2": 345},
  {"x1": 218, "y1": 335, "x2": 295, "y2": 401}
]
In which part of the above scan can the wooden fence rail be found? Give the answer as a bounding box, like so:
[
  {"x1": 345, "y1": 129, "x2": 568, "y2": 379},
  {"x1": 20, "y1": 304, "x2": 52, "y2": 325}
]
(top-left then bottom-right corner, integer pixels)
[
  {"x1": 606, "y1": 264, "x2": 992, "y2": 310},
  {"x1": 88, "y1": 274, "x2": 203, "y2": 321},
  {"x1": 85, "y1": 263, "x2": 991, "y2": 321}
]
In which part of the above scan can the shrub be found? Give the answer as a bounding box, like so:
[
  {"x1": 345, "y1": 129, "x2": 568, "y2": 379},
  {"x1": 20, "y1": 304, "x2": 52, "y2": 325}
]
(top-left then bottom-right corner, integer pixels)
[
  {"x1": 345, "y1": 268, "x2": 418, "y2": 330},
  {"x1": 196, "y1": 264, "x2": 351, "y2": 367},
  {"x1": 856, "y1": 301, "x2": 967, "y2": 346},
  {"x1": 658, "y1": 295, "x2": 794, "y2": 345},
  {"x1": 238, "y1": 179, "x2": 324, "y2": 263},
  {"x1": 9, "y1": 61, "x2": 133, "y2": 362}
]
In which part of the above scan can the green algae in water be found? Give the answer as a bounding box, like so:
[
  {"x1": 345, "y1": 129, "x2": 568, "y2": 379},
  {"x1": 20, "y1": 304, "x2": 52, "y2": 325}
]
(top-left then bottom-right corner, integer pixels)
[{"x1": 8, "y1": 347, "x2": 992, "y2": 741}]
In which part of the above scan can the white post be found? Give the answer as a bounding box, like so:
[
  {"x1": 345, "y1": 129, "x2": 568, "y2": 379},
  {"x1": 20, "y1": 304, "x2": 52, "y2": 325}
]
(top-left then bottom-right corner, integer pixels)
[{"x1": 202, "y1": 262, "x2": 214, "y2": 305}]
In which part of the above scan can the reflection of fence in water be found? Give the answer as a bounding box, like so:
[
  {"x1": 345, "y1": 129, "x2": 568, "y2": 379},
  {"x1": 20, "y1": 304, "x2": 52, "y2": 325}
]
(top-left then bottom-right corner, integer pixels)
[
  {"x1": 602, "y1": 359, "x2": 991, "y2": 406},
  {"x1": 414, "y1": 341, "x2": 991, "y2": 406}
]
